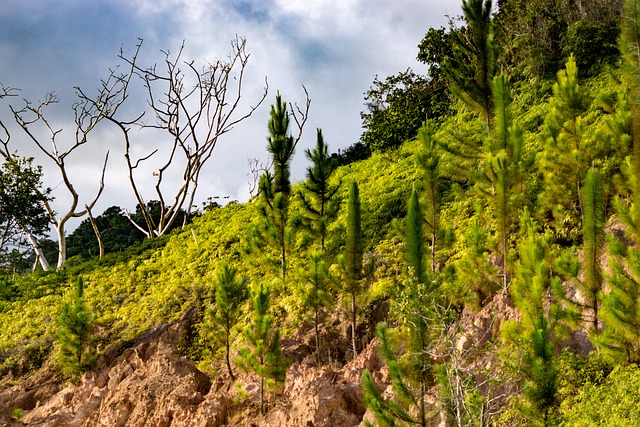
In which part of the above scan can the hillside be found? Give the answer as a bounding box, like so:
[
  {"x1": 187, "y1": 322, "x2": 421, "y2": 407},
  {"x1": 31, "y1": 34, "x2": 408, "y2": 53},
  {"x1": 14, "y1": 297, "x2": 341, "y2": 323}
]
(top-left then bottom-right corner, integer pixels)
[{"x1": 3, "y1": 0, "x2": 640, "y2": 426}]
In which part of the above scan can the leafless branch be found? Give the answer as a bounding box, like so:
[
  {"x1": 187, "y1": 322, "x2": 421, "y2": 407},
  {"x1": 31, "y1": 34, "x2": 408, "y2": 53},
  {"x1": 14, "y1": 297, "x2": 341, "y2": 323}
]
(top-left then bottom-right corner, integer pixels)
[
  {"x1": 248, "y1": 157, "x2": 271, "y2": 197},
  {"x1": 1, "y1": 44, "x2": 136, "y2": 269},
  {"x1": 289, "y1": 84, "x2": 311, "y2": 152},
  {"x1": 113, "y1": 36, "x2": 268, "y2": 237}
]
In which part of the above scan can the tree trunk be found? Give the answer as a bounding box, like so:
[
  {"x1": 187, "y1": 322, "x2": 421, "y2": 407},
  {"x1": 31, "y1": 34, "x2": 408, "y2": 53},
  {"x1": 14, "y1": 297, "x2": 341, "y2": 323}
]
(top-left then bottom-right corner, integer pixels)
[
  {"x1": 225, "y1": 320, "x2": 235, "y2": 381},
  {"x1": 22, "y1": 228, "x2": 49, "y2": 271},
  {"x1": 351, "y1": 291, "x2": 357, "y2": 358},
  {"x1": 55, "y1": 224, "x2": 66, "y2": 270},
  {"x1": 86, "y1": 205, "x2": 104, "y2": 259},
  {"x1": 314, "y1": 306, "x2": 320, "y2": 363}
]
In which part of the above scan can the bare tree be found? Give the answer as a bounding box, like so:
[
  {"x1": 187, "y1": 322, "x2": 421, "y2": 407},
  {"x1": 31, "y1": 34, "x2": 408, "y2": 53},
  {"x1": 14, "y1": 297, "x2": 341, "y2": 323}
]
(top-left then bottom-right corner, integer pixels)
[
  {"x1": 0, "y1": 59, "x2": 135, "y2": 270},
  {"x1": 109, "y1": 36, "x2": 268, "y2": 237}
]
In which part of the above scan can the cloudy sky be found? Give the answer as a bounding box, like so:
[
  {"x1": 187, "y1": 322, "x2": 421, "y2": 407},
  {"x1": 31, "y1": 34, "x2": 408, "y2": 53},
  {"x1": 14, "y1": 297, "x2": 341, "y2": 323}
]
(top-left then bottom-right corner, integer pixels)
[{"x1": 0, "y1": 0, "x2": 457, "y2": 231}]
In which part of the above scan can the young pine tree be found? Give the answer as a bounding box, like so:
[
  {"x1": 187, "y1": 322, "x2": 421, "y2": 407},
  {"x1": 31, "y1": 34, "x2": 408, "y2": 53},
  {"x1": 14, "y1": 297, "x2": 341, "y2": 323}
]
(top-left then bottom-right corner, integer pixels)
[
  {"x1": 620, "y1": 0, "x2": 640, "y2": 228},
  {"x1": 237, "y1": 282, "x2": 287, "y2": 415},
  {"x1": 580, "y1": 169, "x2": 606, "y2": 332},
  {"x1": 257, "y1": 93, "x2": 297, "y2": 281},
  {"x1": 416, "y1": 123, "x2": 441, "y2": 272},
  {"x1": 599, "y1": 239, "x2": 640, "y2": 364},
  {"x1": 341, "y1": 181, "x2": 364, "y2": 358},
  {"x1": 57, "y1": 276, "x2": 95, "y2": 374},
  {"x1": 267, "y1": 92, "x2": 295, "y2": 196},
  {"x1": 594, "y1": 0, "x2": 640, "y2": 364},
  {"x1": 299, "y1": 128, "x2": 340, "y2": 252},
  {"x1": 362, "y1": 189, "x2": 441, "y2": 427},
  {"x1": 538, "y1": 56, "x2": 599, "y2": 242},
  {"x1": 298, "y1": 251, "x2": 332, "y2": 362},
  {"x1": 203, "y1": 263, "x2": 248, "y2": 381},
  {"x1": 501, "y1": 213, "x2": 568, "y2": 426},
  {"x1": 443, "y1": 0, "x2": 499, "y2": 131},
  {"x1": 442, "y1": 75, "x2": 522, "y2": 296},
  {"x1": 484, "y1": 74, "x2": 523, "y2": 290}
]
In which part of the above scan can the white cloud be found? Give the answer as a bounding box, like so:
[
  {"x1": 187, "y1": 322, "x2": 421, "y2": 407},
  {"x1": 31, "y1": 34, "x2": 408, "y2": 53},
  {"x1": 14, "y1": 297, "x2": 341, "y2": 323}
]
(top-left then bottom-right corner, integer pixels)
[{"x1": 0, "y1": 0, "x2": 454, "y2": 229}]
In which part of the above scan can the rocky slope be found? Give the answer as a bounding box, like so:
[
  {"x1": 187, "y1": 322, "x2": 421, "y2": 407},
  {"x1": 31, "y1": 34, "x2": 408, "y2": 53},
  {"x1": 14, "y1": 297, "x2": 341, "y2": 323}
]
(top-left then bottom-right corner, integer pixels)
[{"x1": 0, "y1": 290, "x2": 522, "y2": 427}]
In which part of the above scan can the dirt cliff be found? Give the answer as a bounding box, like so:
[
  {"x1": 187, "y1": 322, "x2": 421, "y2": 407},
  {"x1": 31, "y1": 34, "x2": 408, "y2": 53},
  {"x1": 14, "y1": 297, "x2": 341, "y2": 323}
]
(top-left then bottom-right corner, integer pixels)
[{"x1": 0, "y1": 290, "x2": 523, "y2": 427}]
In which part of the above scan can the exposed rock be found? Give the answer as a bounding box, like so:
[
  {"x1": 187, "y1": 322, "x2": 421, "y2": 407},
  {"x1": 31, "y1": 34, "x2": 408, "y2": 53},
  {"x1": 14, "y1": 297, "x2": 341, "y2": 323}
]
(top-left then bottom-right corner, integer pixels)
[
  {"x1": 3, "y1": 308, "x2": 216, "y2": 427},
  {"x1": 0, "y1": 287, "x2": 538, "y2": 427}
]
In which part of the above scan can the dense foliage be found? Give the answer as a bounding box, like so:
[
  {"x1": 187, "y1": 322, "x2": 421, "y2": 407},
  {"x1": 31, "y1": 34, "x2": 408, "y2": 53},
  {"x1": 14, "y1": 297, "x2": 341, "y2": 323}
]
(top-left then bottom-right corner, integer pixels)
[{"x1": 2, "y1": 0, "x2": 640, "y2": 424}]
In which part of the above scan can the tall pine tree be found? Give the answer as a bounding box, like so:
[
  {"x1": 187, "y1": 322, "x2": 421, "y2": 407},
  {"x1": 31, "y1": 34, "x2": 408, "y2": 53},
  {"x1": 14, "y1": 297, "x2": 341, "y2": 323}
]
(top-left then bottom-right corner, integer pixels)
[
  {"x1": 257, "y1": 93, "x2": 297, "y2": 281},
  {"x1": 484, "y1": 74, "x2": 523, "y2": 290},
  {"x1": 341, "y1": 181, "x2": 364, "y2": 358},
  {"x1": 443, "y1": 0, "x2": 498, "y2": 131},
  {"x1": 362, "y1": 189, "x2": 441, "y2": 427},
  {"x1": 300, "y1": 128, "x2": 340, "y2": 252}
]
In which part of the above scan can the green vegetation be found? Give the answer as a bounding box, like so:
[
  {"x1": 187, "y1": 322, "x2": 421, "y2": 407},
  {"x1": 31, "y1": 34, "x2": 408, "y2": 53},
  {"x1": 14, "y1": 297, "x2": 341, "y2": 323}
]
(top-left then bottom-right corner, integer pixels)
[
  {"x1": 203, "y1": 263, "x2": 248, "y2": 381},
  {"x1": 341, "y1": 181, "x2": 365, "y2": 358},
  {"x1": 255, "y1": 93, "x2": 298, "y2": 281},
  {"x1": 57, "y1": 277, "x2": 96, "y2": 375},
  {"x1": 3, "y1": 0, "x2": 640, "y2": 424},
  {"x1": 236, "y1": 282, "x2": 287, "y2": 415}
]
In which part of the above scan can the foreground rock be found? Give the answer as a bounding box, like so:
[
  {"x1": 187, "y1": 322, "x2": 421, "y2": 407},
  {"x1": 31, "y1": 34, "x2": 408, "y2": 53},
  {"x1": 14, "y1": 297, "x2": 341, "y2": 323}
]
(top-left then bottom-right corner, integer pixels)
[
  {"x1": 0, "y1": 307, "x2": 381, "y2": 427},
  {"x1": 0, "y1": 289, "x2": 533, "y2": 427}
]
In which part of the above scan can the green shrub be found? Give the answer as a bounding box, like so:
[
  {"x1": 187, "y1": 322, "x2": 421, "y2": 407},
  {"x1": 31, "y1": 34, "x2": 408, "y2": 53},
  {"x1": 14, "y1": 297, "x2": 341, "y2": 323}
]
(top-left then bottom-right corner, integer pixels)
[{"x1": 560, "y1": 365, "x2": 640, "y2": 426}]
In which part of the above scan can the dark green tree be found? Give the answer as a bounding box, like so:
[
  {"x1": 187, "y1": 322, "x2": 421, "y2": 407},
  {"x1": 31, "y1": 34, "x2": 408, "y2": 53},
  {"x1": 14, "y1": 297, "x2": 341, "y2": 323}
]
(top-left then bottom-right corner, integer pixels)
[
  {"x1": 237, "y1": 282, "x2": 287, "y2": 415},
  {"x1": 341, "y1": 181, "x2": 364, "y2": 358},
  {"x1": 443, "y1": 0, "x2": 499, "y2": 131},
  {"x1": 417, "y1": 26, "x2": 454, "y2": 85},
  {"x1": 495, "y1": 0, "x2": 622, "y2": 78},
  {"x1": 299, "y1": 129, "x2": 340, "y2": 252},
  {"x1": 65, "y1": 205, "x2": 148, "y2": 259},
  {"x1": 0, "y1": 155, "x2": 51, "y2": 272},
  {"x1": 204, "y1": 263, "x2": 248, "y2": 381},
  {"x1": 57, "y1": 276, "x2": 95, "y2": 374},
  {"x1": 360, "y1": 70, "x2": 447, "y2": 152}
]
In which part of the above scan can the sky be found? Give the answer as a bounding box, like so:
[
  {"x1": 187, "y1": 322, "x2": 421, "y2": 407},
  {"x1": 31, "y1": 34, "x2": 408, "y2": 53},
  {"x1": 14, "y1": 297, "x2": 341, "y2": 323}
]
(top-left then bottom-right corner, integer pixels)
[{"x1": 0, "y1": 0, "x2": 457, "y2": 232}]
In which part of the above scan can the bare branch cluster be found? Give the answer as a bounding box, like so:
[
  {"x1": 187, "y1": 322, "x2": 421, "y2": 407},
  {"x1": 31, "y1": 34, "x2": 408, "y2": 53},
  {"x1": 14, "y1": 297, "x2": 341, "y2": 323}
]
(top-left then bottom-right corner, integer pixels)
[
  {"x1": 0, "y1": 52, "x2": 136, "y2": 269},
  {"x1": 112, "y1": 36, "x2": 268, "y2": 237}
]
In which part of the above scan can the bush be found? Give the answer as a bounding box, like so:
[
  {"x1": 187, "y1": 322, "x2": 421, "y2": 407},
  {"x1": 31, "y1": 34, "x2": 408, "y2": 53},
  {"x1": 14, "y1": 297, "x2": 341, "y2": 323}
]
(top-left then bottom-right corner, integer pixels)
[{"x1": 560, "y1": 365, "x2": 640, "y2": 426}]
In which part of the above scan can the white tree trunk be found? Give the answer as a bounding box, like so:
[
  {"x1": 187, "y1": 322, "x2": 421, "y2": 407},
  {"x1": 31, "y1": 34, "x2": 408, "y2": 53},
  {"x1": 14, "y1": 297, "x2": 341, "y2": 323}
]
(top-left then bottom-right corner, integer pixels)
[{"x1": 22, "y1": 228, "x2": 50, "y2": 271}]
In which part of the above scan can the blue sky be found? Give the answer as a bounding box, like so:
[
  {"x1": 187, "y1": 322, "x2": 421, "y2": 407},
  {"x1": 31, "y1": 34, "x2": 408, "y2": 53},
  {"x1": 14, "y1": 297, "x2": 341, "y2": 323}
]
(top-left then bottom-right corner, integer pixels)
[{"x1": 0, "y1": 0, "x2": 456, "y2": 229}]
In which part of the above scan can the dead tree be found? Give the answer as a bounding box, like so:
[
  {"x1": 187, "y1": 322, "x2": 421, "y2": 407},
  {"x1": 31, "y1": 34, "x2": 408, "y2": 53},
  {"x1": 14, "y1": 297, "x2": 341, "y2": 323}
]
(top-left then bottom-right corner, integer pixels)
[
  {"x1": 0, "y1": 60, "x2": 134, "y2": 270},
  {"x1": 109, "y1": 36, "x2": 268, "y2": 237}
]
